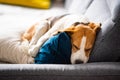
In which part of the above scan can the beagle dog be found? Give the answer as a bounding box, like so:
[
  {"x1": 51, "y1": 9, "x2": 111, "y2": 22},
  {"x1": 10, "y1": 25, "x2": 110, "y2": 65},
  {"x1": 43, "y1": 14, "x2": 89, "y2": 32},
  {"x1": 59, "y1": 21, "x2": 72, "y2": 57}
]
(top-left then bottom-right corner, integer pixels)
[
  {"x1": 21, "y1": 14, "x2": 101, "y2": 64},
  {"x1": 27, "y1": 14, "x2": 89, "y2": 57},
  {"x1": 57, "y1": 22, "x2": 101, "y2": 64}
]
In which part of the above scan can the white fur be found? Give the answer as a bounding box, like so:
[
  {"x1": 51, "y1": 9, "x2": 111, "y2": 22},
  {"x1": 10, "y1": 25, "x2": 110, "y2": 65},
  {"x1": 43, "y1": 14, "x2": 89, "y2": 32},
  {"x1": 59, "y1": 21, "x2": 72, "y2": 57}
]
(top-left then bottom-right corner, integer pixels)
[
  {"x1": 71, "y1": 36, "x2": 88, "y2": 64},
  {"x1": 29, "y1": 20, "x2": 49, "y2": 46},
  {"x1": 28, "y1": 14, "x2": 89, "y2": 57}
]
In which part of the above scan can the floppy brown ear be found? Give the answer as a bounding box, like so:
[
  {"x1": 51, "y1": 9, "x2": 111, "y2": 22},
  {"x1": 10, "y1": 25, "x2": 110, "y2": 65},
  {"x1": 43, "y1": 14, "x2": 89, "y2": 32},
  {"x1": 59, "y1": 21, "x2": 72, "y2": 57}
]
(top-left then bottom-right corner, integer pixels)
[
  {"x1": 94, "y1": 25, "x2": 101, "y2": 32},
  {"x1": 72, "y1": 22, "x2": 80, "y2": 26},
  {"x1": 88, "y1": 22, "x2": 101, "y2": 32},
  {"x1": 53, "y1": 28, "x2": 74, "y2": 36},
  {"x1": 62, "y1": 27, "x2": 75, "y2": 35}
]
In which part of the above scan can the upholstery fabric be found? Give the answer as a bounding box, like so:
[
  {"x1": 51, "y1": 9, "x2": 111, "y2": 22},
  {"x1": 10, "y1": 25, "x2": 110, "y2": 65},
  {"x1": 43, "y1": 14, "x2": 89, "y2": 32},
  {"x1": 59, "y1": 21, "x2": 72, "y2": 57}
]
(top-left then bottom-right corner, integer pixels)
[
  {"x1": 0, "y1": 62, "x2": 120, "y2": 80},
  {"x1": 89, "y1": 17, "x2": 120, "y2": 62},
  {"x1": 66, "y1": 0, "x2": 120, "y2": 62},
  {"x1": 67, "y1": 0, "x2": 93, "y2": 14},
  {"x1": 86, "y1": 0, "x2": 120, "y2": 62}
]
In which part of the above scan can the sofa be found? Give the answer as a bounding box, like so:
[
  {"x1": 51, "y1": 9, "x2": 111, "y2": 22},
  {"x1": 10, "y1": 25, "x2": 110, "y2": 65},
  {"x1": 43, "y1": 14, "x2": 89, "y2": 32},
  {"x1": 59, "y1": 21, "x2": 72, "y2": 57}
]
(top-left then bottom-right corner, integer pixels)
[{"x1": 0, "y1": 0, "x2": 120, "y2": 80}]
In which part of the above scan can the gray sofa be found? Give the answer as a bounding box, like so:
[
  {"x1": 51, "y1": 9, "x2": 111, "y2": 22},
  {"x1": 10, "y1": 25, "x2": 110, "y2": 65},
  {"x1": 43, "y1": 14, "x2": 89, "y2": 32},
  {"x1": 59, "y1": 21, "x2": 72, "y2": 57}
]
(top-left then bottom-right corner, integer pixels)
[{"x1": 0, "y1": 0, "x2": 120, "y2": 80}]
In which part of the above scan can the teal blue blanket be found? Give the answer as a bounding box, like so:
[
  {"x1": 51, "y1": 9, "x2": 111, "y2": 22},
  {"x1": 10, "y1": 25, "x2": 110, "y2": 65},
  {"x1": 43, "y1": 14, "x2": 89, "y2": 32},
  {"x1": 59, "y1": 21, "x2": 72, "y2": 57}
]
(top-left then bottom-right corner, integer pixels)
[{"x1": 35, "y1": 32, "x2": 72, "y2": 64}]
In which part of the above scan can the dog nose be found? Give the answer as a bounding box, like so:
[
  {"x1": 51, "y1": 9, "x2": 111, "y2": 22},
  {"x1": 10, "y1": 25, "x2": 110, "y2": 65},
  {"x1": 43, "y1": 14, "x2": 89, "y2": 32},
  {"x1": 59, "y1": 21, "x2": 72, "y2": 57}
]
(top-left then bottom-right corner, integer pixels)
[{"x1": 75, "y1": 60, "x2": 83, "y2": 64}]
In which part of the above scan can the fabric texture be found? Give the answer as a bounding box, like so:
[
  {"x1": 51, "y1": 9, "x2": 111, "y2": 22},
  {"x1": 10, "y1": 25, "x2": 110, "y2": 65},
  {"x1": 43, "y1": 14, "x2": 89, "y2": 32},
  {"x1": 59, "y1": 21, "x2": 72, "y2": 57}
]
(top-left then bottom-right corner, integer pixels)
[
  {"x1": 89, "y1": 17, "x2": 120, "y2": 62},
  {"x1": 67, "y1": 0, "x2": 93, "y2": 14},
  {"x1": 35, "y1": 32, "x2": 72, "y2": 64},
  {"x1": 0, "y1": 62, "x2": 120, "y2": 80},
  {"x1": 66, "y1": 0, "x2": 120, "y2": 62},
  {"x1": 86, "y1": 0, "x2": 120, "y2": 62},
  {"x1": 0, "y1": 32, "x2": 34, "y2": 64}
]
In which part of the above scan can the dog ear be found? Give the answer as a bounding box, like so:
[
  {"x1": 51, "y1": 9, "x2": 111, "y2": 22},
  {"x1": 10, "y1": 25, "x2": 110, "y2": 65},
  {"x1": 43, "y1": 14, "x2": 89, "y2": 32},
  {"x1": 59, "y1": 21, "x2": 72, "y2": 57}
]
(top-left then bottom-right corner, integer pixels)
[
  {"x1": 53, "y1": 28, "x2": 74, "y2": 36},
  {"x1": 63, "y1": 27, "x2": 75, "y2": 35},
  {"x1": 88, "y1": 22, "x2": 101, "y2": 32},
  {"x1": 72, "y1": 22, "x2": 80, "y2": 26}
]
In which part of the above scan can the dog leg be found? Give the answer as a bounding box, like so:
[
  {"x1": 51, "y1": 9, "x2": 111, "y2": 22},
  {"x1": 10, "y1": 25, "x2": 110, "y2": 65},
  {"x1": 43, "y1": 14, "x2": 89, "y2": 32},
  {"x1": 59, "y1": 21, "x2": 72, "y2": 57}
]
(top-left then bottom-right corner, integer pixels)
[
  {"x1": 28, "y1": 35, "x2": 49, "y2": 57},
  {"x1": 28, "y1": 18, "x2": 65, "y2": 57},
  {"x1": 29, "y1": 27, "x2": 54, "y2": 57},
  {"x1": 28, "y1": 20, "x2": 50, "y2": 57},
  {"x1": 29, "y1": 27, "x2": 62, "y2": 57},
  {"x1": 29, "y1": 20, "x2": 49, "y2": 46}
]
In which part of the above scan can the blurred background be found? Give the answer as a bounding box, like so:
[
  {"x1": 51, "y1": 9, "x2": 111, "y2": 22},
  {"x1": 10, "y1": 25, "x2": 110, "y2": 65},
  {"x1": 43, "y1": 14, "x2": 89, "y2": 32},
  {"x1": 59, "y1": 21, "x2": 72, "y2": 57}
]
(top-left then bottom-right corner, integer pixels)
[
  {"x1": 0, "y1": 0, "x2": 87, "y2": 31},
  {"x1": 0, "y1": 0, "x2": 68, "y2": 31}
]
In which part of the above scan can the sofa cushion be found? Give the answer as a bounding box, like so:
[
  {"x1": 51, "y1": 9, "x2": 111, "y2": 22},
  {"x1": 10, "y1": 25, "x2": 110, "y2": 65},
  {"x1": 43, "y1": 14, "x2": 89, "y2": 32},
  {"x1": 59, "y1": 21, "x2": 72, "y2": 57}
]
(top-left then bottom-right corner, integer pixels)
[
  {"x1": 85, "y1": 0, "x2": 111, "y2": 23},
  {"x1": 106, "y1": 0, "x2": 120, "y2": 22},
  {"x1": 85, "y1": 0, "x2": 120, "y2": 62},
  {"x1": 67, "y1": 0, "x2": 93, "y2": 14},
  {"x1": 66, "y1": 0, "x2": 120, "y2": 62},
  {"x1": 89, "y1": 18, "x2": 120, "y2": 62},
  {"x1": 84, "y1": 0, "x2": 120, "y2": 23}
]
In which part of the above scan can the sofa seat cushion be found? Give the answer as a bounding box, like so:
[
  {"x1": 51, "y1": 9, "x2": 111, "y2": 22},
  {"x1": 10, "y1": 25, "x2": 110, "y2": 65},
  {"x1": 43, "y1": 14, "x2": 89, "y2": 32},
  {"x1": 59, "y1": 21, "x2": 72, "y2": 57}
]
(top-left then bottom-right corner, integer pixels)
[{"x1": 0, "y1": 62, "x2": 120, "y2": 80}]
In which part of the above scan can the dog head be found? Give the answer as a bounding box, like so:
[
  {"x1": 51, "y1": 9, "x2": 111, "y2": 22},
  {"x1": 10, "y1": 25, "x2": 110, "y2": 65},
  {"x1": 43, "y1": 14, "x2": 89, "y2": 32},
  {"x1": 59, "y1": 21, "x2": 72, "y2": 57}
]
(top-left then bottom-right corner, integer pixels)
[{"x1": 61, "y1": 22, "x2": 101, "y2": 64}]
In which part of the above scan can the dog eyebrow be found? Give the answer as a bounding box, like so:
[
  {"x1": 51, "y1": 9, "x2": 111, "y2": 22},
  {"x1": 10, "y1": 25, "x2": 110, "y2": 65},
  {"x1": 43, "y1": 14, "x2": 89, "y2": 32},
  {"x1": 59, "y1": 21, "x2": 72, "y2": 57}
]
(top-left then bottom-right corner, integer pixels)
[
  {"x1": 73, "y1": 22, "x2": 81, "y2": 26},
  {"x1": 79, "y1": 22, "x2": 89, "y2": 25},
  {"x1": 73, "y1": 22, "x2": 90, "y2": 27}
]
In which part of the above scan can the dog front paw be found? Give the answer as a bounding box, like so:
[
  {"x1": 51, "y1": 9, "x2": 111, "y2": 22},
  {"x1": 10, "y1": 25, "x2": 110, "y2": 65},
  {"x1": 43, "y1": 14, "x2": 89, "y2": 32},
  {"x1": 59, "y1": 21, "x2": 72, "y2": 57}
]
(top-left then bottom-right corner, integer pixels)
[
  {"x1": 21, "y1": 41, "x2": 29, "y2": 54},
  {"x1": 27, "y1": 57, "x2": 34, "y2": 64}
]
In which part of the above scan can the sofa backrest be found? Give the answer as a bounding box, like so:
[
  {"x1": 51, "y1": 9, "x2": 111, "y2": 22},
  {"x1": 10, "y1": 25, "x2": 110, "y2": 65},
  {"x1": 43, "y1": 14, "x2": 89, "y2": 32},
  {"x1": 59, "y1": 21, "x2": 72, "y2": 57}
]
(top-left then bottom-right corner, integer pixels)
[
  {"x1": 65, "y1": 0, "x2": 120, "y2": 35},
  {"x1": 66, "y1": 0, "x2": 120, "y2": 22},
  {"x1": 65, "y1": 0, "x2": 120, "y2": 62}
]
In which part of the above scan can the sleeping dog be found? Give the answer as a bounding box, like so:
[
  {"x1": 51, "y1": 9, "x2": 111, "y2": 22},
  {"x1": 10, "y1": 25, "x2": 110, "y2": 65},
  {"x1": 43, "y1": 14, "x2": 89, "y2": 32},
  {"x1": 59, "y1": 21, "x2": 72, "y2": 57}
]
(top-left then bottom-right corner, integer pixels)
[
  {"x1": 21, "y1": 14, "x2": 101, "y2": 64},
  {"x1": 57, "y1": 22, "x2": 101, "y2": 63}
]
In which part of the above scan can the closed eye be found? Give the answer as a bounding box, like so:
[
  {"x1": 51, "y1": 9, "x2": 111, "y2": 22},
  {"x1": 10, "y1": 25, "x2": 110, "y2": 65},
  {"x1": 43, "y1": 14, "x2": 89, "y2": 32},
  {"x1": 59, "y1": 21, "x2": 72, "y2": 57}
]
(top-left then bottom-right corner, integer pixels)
[
  {"x1": 73, "y1": 44, "x2": 80, "y2": 50},
  {"x1": 85, "y1": 48, "x2": 91, "y2": 51}
]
